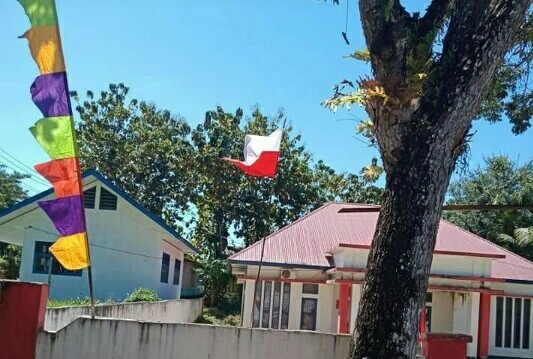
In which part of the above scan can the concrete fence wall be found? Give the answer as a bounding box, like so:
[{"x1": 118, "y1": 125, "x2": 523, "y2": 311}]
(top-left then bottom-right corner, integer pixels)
[
  {"x1": 37, "y1": 317, "x2": 351, "y2": 359},
  {"x1": 44, "y1": 298, "x2": 203, "y2": 331}
]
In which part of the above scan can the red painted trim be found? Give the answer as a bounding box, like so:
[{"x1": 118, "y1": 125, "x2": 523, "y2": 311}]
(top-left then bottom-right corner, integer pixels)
[
  {"x1": 330, "y1": 279, "x2": 504, "y2": 294},
  {"x1": 338, "y1": 243, "x2": 370, "y2": 250},
  {"x1": 338, "y1": 284, "x2": 351, "y2": 334},
  {"x1": 433, "y1": 250, "x2": 506, "y2": 259},
  {"x1": 430, "y1": 273, "x2": 506, "y2": 283},
  {"x1": 336, "y1": 243, "x2": 506, "y2": 259},
  {"x1": 326, "y1": 267, "x2": 366, "y2": 274},
  {"x1": 428, "y1": 285, "x2": 504, "y2": 295},
  {"x1": 238, "y1": 276, "x2": 326, "y2": 284},
  {"x1": 331, "y1": 267, "x2": 506, "y2": 283},
  {"x1": 477, "y1": 293, "x2": 491, "y2": 359},
  {"x1": 331, "y1": 279, "x2": 365, "y2": 285}
]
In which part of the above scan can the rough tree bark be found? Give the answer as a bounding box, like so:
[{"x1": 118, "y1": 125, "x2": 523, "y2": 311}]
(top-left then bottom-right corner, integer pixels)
[{"x1": 351, "y1": 1, "x2": 532, "y2": 358}]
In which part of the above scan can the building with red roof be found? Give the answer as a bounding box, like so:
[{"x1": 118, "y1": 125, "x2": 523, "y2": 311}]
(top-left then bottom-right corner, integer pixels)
[{"x1": 230, "y1": 203, "x2": 533, "y2": 359}]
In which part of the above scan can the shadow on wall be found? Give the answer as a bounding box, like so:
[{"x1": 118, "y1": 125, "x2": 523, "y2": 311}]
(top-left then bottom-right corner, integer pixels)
[{"x1": 45, "y1": 298, "x2": 203, "y2": 331}]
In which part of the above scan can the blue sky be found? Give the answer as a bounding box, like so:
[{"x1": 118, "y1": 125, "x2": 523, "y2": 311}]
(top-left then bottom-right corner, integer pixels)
[{"x1": 1, "y1": 0, "x2": 532, "y2": 197}]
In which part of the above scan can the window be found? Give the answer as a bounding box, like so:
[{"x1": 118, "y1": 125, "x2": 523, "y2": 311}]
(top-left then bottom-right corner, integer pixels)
[
  {"x1": 252, "y1": 281, "x2": 291, "y2": 329},
  {"x1": 262, "y1": 282, "x2": 272, "y2": 328},
  {"x1": 173, "y1": 259, "x2": 181, "y2": 285},
  {"x1": 281, "y1": 282, "x2": 291, "y2": 329},
  {"x1": 300, "y1": 298, "x2": 318, "y2": 331},
  {"x1": 303, "y1": 283, "x2": 319, "y2": 295},
  {"x1": 300, "y1": 283, "x2": 319, "y2": 331},
  {"x1": 99, "y1": 187, "x2": 117, "y2": 210},
  {"x1": 32, "y1": 242, "x2": 82, "y2": 276},
  {"x1": 425, "y1": 292, "x2": 433, "y2": 332},
  {"x1": 160, "y1": 253, "x2": 170, "y2": 283},
  {"x1": 83, "y1": 187, "x2": 96, "y2": 209},
  {"x1": 495, "y1": 296, "x2": 531, "y2": 350}
]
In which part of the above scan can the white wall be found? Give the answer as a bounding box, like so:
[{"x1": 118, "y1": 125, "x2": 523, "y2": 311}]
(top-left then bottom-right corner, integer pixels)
[
  {"x1": 431, "y1": 291, "x2": 453, "y2": 332},
  {"x1": 17, "y1": 181, "x2": 187, "y2": 301},
  {"x1": 451, "y1": 292, "x2": 479, "y2": 357},
  {"x1": 317, "y1": 284, "x2": 335, "y2": 333},
  {"x1": 37, "y1": 317, "x2": 351, "y2": 359},
  {"x1": 45, "y1": 298, "x2": 203, "y2": 331},
  {"x1": 288, "y1": 282, "x2": 302, "y2": 330},
  {"x1": 350, "y1": 285, "x2": 362, "y2": 334}
]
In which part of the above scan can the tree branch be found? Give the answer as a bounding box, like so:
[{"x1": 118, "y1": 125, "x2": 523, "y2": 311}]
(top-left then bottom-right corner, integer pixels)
[
  {"x1": 418, "y1": 0, "x2": 454, "y2": 38},
  {"x1": 419, "y1": 0, "x2": 531, "y2": 148},
  {"x1": 358, "y1": 0, "x2": 412, "y2": 91}
]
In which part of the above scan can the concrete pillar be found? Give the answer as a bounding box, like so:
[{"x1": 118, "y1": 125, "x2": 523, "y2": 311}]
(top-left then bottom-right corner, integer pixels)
[
  {"x1": 0, "y1": 281, "x2": 48, "y2": 359},
  {"x1": 338, "y1": 284, "x2": 351, "y2": 334},
  {"x1": 477, "y1": 293, "x2": 491, "y2": 359}
]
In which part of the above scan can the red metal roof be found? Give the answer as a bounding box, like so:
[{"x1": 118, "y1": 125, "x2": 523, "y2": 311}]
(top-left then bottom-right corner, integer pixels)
[{"x1": 230, "y1": 203, "x2": 533, "y2": 282}]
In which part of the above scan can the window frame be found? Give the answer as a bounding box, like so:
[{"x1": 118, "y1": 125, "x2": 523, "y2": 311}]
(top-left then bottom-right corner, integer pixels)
[
  {"x1": 173, "y1": 258, "x2": 181, "y2": 285},
  {"x1": 98, "y1": 187, "x2": 118, "y2": 211},
  {"x1": 300, "y1": 297, "x2": 318, "y2": 331},
  {"x1": 252, "y1": 280, "x2": 291, "y2": 329},
  {"x1": 83, "y1": 186, "x2": 97, "y2": 209},
  {"x1": 32, "y1": 241, "x2": 82, "y2": 276},
  {"x1": 493, "y1": 296, "x2": 532, "y2": 352},
  {"x1": 160, "y1": 252, "x2": 170, "y2": 283}
]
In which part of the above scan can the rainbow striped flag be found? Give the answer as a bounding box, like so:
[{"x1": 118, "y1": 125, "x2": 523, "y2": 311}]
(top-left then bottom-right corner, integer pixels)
[{"x1": 18, "y1": 0, "x2": 90, "y2": 270}]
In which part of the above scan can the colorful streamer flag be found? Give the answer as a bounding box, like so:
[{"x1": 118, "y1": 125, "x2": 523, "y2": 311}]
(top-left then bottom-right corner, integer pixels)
[
  {"x1": 17, "y1": 0, "x2": 90, "y2": 270},
  {"x1": 224, "y1": 129, "x2": 283, "y2": 177}
]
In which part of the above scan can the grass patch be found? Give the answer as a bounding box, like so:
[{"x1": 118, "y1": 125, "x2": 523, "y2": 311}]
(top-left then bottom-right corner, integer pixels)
[
  {"x1": 195, "y1": 307, "x2": 240, "y2": 326},
  {"x1": 47, "y1": 297, "x2": 98, "y2": 308}
]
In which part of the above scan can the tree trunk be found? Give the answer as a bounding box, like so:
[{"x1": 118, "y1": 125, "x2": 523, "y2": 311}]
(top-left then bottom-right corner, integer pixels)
[
  {"x1": 349, "y1": 1, "x2": 531, "y2": 357},
  {"x1": 351, "y1": 130, "x2": 456, "y2": 358}
]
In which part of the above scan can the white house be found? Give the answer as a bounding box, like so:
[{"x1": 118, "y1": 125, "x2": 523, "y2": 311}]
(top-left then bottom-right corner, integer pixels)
[
  {"x1": 230, "y1": 203, "x2": 533, "y2": 359},
  {"x1": 0, "y1": 170, "x2": 198, "y2": 301}
]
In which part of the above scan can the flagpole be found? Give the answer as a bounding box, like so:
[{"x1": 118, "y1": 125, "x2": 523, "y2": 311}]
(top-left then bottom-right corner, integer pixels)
[
  {"x1": 48, "y1": 0, "x2": 96, "y2": 320},
  {"x1": 87, "y1": 262, "x2": 96, "y2": 317},
  {"x1": 250, "y1": 118, "x2": 286, "y2": 327},
  {"x1": 250, "y1": 177, "x2": 276, "y2": 327}
]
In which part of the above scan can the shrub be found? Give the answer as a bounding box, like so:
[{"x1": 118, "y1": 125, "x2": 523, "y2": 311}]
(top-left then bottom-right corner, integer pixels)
[{"x1": 124, "y1": 288, "x2": 160, "y2": 303}]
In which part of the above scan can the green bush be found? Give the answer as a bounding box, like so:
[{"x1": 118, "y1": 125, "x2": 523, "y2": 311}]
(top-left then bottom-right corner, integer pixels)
[{"x1": 124, "y1": 288, "x2": 160, "y2": 303}]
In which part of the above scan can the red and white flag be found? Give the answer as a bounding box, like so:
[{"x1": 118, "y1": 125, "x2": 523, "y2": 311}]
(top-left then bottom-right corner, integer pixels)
[{"x1": 224, "y1": 129, "x2": 283, "y2": 177}]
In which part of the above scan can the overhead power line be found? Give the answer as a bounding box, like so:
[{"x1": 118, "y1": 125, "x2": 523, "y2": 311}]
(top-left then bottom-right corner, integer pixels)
[
  {"x1": 0, "y1": 147, "x2": 41, "y2": 176},
  {"x1": 0, "y1": 148, "x2": 50, "y2": 187}
]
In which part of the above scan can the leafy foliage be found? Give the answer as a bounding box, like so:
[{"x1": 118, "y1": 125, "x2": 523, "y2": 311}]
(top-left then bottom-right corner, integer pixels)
[
  {"x1": 0, "y1": 244, "x2": 21, "y2": 279},
  {"x1": 0, "y1": 165, "x2": 28, "y2": 210},
  {"x1": 446, "y1": 156, "x2": 533, "y2": 259},
  {"x1": 0, "y1": 165, "x2": 26, "y2": 279},
  {"x1": 194, "y1": 252, "x2": 234, "y2": 307},
  {"x1": 72, "y1": 84, "x2": 195, "y2": 226},
  {"x1": 499, "y1": 227, "x2": 533, "y2": 261},
  {"x1": 124, "y1": 288, "x2": 160, "y2": 302},
  {"x1": 190, "y1": 106, "x2": 383, "y2": 251},
  {"x1": 195, "y1": 307, "x2": 240, "y2": 326}
]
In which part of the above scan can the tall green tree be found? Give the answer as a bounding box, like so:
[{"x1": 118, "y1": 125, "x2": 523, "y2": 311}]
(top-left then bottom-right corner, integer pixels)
[
  {"x1": 322, "y1": 1, "x2": 532, "y2": 357},
  {"x1": 0, "y1": 165, "x2": 27, "y2": 210},
  {"x1": 499, "y1": 227, "x2": 533, "y2": 261},
  {"x1": 0, "y1": 165, "x2": 26, "y2": 279},
  {"x1": 72, "y1": 83, "x2": 196, "y2": 226},
  {"x1": 190, "y1": 106, "x2": 382, "y2": 253},
  {"x1": 447, "y1": 156, "x2": 533, "y2": 258}
]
